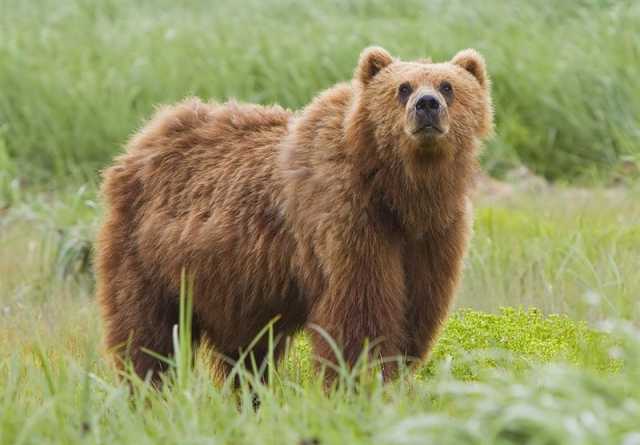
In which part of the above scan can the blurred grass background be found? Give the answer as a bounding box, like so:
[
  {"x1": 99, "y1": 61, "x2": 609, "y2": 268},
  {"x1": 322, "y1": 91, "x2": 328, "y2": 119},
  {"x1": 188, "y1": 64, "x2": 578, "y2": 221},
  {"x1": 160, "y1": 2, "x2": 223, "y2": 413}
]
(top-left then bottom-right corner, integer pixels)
[{"x1": 0, "y1": 0, "x2": 639, "y2": 184}]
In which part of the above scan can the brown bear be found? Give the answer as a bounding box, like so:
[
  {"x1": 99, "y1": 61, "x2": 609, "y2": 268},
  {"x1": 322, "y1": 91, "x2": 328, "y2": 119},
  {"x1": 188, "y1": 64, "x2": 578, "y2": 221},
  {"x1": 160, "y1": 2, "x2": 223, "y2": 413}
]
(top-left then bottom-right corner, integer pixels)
[{"x1": 96, "y1": 46, "x2": 493, "y2": 385}]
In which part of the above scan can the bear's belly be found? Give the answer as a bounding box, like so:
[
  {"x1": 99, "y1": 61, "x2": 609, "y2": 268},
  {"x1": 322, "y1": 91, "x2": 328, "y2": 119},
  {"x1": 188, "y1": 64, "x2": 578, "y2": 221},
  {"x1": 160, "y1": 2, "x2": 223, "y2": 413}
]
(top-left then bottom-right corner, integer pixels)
[{"x1": 133, "y1": 200, "x2": 306, "y2": 348}]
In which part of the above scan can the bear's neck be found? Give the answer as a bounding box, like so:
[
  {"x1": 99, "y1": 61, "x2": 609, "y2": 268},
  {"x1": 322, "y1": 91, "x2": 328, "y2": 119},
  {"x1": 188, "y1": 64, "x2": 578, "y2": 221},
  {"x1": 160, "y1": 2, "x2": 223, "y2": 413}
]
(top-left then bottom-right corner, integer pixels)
[
  {"x1": 344, "y1": 101, "x2": 477, "y2": 237},
  {"x1": 377, "y1": 150, "x2": 476, "y2": 237}
]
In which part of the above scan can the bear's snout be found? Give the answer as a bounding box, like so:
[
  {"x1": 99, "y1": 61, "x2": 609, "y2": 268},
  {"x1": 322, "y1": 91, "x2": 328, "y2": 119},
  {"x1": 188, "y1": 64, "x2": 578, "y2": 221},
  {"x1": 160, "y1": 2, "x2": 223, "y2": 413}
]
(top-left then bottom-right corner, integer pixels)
[
  {"x1": 416, "y1": 94, "x2": 441, "y2": 113},
  {"x1": 412, "y1": 93, "x2": 448, "y2": 137}
]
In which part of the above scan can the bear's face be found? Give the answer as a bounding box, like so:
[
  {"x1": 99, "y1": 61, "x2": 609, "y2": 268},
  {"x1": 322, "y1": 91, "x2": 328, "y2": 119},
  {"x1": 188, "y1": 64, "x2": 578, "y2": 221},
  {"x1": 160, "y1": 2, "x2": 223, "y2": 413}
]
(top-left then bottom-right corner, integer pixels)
[{"x1": 354, "y1": 47, "x2": 493, "y2": 157}]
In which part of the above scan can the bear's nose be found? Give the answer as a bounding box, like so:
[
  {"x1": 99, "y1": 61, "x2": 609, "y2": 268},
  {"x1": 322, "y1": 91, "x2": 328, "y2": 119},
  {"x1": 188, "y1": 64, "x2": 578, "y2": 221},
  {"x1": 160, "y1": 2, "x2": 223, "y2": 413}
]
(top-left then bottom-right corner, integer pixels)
[{"x1": 415, "y1": 95, "x2": 441, "y2": 112}]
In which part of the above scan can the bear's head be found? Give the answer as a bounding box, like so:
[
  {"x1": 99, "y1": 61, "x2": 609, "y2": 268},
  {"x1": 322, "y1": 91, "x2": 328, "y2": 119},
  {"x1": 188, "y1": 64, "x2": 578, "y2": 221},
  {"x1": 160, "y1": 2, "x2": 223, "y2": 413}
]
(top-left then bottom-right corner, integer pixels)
[{"x1": 351, "y1": 46, "x2": 493, "y2": 159}]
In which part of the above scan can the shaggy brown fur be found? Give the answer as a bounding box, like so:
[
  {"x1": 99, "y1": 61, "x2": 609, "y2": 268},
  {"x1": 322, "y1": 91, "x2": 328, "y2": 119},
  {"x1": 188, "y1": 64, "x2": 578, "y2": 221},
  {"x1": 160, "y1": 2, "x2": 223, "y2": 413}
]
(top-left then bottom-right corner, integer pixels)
[{"x1": 97, "y1": 47, "x2": 493, "y2": 385}]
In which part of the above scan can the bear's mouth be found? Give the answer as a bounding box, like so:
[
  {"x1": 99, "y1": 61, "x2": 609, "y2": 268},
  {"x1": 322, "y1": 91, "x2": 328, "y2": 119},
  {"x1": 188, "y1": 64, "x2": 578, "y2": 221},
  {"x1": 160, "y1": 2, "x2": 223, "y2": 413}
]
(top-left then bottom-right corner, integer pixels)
[{"x1": 412, "y1": 124, "x2": 445, "y2": 136}]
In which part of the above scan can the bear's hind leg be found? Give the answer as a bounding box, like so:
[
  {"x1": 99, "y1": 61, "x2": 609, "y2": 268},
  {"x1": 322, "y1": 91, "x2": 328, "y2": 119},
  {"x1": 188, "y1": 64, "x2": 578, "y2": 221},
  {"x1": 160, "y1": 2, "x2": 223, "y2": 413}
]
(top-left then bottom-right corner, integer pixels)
[{"x1": 101, "y1": 277, "x2": 201, "y2": 386}]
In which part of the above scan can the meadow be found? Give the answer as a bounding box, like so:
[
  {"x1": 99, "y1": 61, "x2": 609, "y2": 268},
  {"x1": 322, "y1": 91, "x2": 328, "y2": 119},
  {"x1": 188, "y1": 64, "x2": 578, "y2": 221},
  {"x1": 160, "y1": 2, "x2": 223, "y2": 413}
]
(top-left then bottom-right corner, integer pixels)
[
  {"x1": 1, "y1": 0, "x2": 640, "y2": 443},
  {"x1": 2, "y1": 183, "x2": 639, "y2": 444}
]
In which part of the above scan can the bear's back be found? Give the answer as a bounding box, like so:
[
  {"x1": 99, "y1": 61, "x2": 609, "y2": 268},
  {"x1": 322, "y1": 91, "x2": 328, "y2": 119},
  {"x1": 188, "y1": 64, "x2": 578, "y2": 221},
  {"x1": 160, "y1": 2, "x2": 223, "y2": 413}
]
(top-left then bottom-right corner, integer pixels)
[{"x1": 121, "y1": 98, "x2": 292, "y2": 216}]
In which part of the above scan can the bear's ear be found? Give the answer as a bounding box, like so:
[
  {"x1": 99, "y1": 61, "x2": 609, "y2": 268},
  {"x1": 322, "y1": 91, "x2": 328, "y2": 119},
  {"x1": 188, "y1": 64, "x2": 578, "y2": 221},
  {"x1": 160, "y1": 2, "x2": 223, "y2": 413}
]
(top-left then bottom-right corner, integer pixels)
[
  {"x1": 451, "y1": 49, "x2": 488, "y2": 88},
  {"x1": 356, "y1": 46, "x2": 394, "y2": 85}
]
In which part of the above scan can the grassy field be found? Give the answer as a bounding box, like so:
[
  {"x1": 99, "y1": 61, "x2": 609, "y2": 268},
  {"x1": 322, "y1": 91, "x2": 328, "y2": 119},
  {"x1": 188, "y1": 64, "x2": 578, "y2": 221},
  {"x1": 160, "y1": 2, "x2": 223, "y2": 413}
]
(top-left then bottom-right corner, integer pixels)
[
  {"x1": 2, "y1": 184, "x2": 639, "y2": 443},
  {"x1": 1, "y1": 0, "x2": 639, "y2": 183},
  {"x1": 2, "y1": 0, "x2": 640, "y2": 443}
]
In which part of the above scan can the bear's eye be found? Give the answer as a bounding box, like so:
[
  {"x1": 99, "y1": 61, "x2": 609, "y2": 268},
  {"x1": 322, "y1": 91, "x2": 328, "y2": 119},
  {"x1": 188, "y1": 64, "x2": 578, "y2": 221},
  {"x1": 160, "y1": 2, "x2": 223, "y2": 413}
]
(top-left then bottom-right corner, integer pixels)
[
  {"x1": 439, "y1": 81, "x2": 453, "y2": 96},
  {"x1": 398, "y1": 83, "x2": 413, "y2": 101},
  {"x1": 439, "y1": 81, "x2": 454, "y2": 104}
]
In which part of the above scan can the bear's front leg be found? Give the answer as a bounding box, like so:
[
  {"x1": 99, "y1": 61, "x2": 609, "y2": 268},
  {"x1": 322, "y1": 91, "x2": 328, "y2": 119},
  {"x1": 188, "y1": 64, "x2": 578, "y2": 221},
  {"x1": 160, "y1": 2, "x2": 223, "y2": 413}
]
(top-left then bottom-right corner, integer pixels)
[
  {"x1": 404, "y1": 211, "x2": 471, "y2": 363},
  {"x1": 308, "y1": 224, "x2": 407, "y2": 384}
]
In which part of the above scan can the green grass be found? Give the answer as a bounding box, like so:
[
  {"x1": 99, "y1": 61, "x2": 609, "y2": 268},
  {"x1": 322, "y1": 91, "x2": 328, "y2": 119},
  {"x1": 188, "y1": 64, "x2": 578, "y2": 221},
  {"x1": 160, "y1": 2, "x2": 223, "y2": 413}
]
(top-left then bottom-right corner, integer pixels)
[
  {"x1": 1, "y1": 0, "x2": 639, "y2": 182},
  {"x1": 2, "y1": 1, "x2": 640, "y2": 440},
  {"x1": 460, "y1": 188, "x2": 640, "y2": 321},
  {"x1": 1, "y1": 302, "x2": 636, "y2": 445},
  {"x1": 1, "y1": 185, "x2": 639, "y2": 443}
]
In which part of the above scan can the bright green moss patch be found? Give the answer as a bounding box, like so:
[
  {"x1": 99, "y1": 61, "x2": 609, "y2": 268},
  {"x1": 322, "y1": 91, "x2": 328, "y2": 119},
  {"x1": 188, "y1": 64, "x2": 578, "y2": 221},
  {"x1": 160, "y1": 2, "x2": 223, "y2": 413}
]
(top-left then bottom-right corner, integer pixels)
[
  {"x1": 284, "y1": 308, "x2": 619, "y2": 383},
  {"x1": 422, "y1": 308, "x2": 619, "y2": 379}
]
